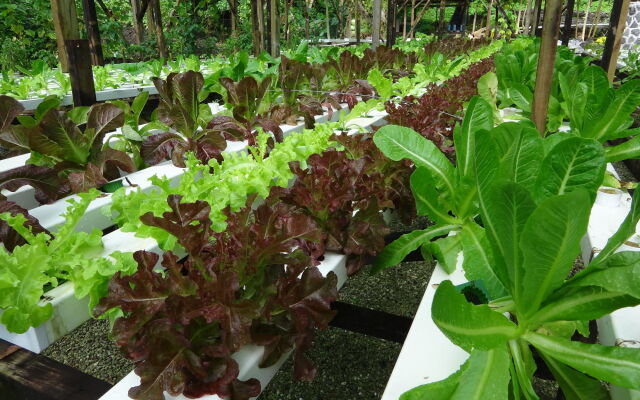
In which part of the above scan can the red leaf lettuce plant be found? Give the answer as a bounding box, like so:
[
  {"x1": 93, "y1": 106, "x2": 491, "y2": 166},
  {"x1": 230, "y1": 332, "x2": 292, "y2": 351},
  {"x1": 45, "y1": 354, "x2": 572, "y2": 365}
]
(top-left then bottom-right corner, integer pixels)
[{"x1": 95, "y1": 194, "x2": 338, "y2": 400}]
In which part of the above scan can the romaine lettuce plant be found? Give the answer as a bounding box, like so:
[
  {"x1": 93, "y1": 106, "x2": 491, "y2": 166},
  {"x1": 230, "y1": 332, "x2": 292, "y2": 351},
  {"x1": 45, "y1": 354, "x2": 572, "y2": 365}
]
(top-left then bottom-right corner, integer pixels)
[
  {"x1": 374, "y1": 98, "x2": 606, "y2": 289},
  {"x1": 0, "y1": 96, "x2": 135, "y2": 201},
  {"x1": 208, "y1": 75, "x2": 284, "y2": 146},
  {"x1": 141, "y1": 71, "x2": 226, "y2": 167},
  {"x1": 402, "y1": 134, "x2": 640, "y2": 399},
  {"x1": 109, "y1": 92, "x2": 169, "y2": 170}
]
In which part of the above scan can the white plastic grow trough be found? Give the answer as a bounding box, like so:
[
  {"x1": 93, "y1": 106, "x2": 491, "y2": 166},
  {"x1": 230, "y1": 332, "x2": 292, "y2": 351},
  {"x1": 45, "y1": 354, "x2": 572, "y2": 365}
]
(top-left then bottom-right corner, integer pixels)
[
  {"x1": 0, "y1": 101, "x2": 384, "y2": 354},
  {"x1": 0, "y1": 101, "x2": 336, "y2": 209},
  {"x1": 99, "y1": 252, "x2": 349, "y2": 400},
  {"x1": 382, "y1": 254, "x2": 467, "y2": 399},
  {"x1": 17, "y1": 85, "x2": 160, "y2": 111},
  {"x1": 0, "y1": 230, "x2": 162, "y2": 353},
  {"x1": 581, "y1": 164, "x2": 640, "y2": 400}
]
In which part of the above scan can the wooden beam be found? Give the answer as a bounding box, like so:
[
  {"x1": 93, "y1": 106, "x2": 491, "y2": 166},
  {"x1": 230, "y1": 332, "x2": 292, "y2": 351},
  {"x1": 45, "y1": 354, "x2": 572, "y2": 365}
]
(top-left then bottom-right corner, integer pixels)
[
  {"x1": 50, "y1": 0, "x2": 81, "y2": 72},
  {"x1": 65, "y1": 40, "x2": 97, "y2": 107},
  {"x1": 531, "y1": 0, "x2": 563, "y2": 135},
  {"x1": 373, "y1": 0, "x2": 382, "y2": 48},
  {"x1": 81, "y1": 0, "x2": 104, "y2": 66},
  {"x1": 0, "y1": 339, "x2": 112, "y2": 400},
  {"x1": 601, "y1": 0, "x2": 631, "y2": 81},
  {"x1": 562, "y1": 0, "x2": 576, "y2": 44}
]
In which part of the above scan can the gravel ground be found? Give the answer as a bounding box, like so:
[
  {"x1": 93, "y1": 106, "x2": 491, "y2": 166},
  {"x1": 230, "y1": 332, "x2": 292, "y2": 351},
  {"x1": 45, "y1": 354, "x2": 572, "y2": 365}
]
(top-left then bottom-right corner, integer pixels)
[
  {"x1": 612, "y1": 161, "x2": 637, "y2": 183},
  {"x1": 42, "y1": 318, "x2": 132, "y2": 384}
]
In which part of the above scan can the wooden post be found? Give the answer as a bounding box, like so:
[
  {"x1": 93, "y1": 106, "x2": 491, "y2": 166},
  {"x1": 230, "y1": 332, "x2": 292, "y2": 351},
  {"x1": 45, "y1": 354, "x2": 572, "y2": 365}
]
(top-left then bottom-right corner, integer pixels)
[
  {"x1": 373, "y1": 0, "x2": 382, "y2": 48},
  {"x1": 531, "y1": 0, "x2": 563, "y2": 135},
  {"x1": 601, "y1": 0, "x2": 631, "y2": 81},
  {"x1": 561, "y1": 0, "x2": 576, "y2": 44},
  {"x1": 51, "y1": 0, "x2": 80, "y2": 72},
  {"x1": 150, "y1": 0, "x2": 167, "y2": 59},
  {"x1": 81, "y1": 0, "x2": 104, "y2": 66},
  {"x1": 270, "y1": 0, "x2": 280, "y2": 56},
  {"x1": 65, "y1": 40, "x2": 97, "y2": 107}
]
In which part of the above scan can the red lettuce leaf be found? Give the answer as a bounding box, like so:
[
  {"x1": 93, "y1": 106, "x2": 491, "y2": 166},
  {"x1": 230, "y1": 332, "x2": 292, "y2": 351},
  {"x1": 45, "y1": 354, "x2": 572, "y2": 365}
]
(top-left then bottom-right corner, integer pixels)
[{"x1": 0, "y1": 200, "x2": 49, "y2": 252}]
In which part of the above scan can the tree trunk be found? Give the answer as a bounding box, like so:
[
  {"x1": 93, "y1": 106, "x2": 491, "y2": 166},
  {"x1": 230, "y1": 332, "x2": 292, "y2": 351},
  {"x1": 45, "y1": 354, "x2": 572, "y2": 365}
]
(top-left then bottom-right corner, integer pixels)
[
  {"x1": 251, "y1": 0, "x2": 263, "y2": 55},
  {"x1": 270, "y1": 0, "x2": 280, "y2": 56},
  {"x1": 326, "y1": 1, "x2": 331, "y2": 39},
  {"x1": 356, "y1": 0, "x2": 361, "y2": 42},
  {"x1": 258, "y1": 0, "x2": 266, "y2": 51},
  {"x1": 408, "y1": 0, "x2": 432, "y2": 38},
  {"x1": 486, "y1": 0, "x2": 494, "y2": 35},
  {"x1": 533, "y1": 0, "x2": 543, "y2": 36},
  {"x1": 303, "y1": 0, "x2": 310, "y2": 40},
  {"x1": 284, "y1": 0, "x2": 291, "y2": 45},
  {"x1": 472, "y1": 9, "x2": 477, "y2": 32},
  {"x1": 411, "y1": 0, "x2": 416, "y2": 37},
  {"x1": 523, "y1": 0, "x2": 534, "y2": 34},
  {"x1": 388, "y1": 0, "x2": 396, "y2": 44},
  {"x1": 439, "y1": 0, "x2": 446, "y2": 33},
  {"x1": 561, "y1": 0, "x2": 576, "y2": 44},
  {"x1": 228, "y1": 0, "x2": 237, "y2": 33},
  {"x1": 403, "y1": 3, "x2": 408, "y2": 38},
  {"x1": 574, "y1": 0, "x2": 581, "y2": 36},
  {"x1": 130, "y1": 0, "x2": 145, "y2": 44},
  {"x1": 581, "y1": 0, "x2": 592, "y2": 40},
  {"x1": 372, "y1": 0, "x2": 382, "y2": 48},
  {"x1": 589, "y1": 0, "x2": 604, "y2": 37},
  {"x1": 150, "y1": 0, "x2": 167, "y2": 59}
]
